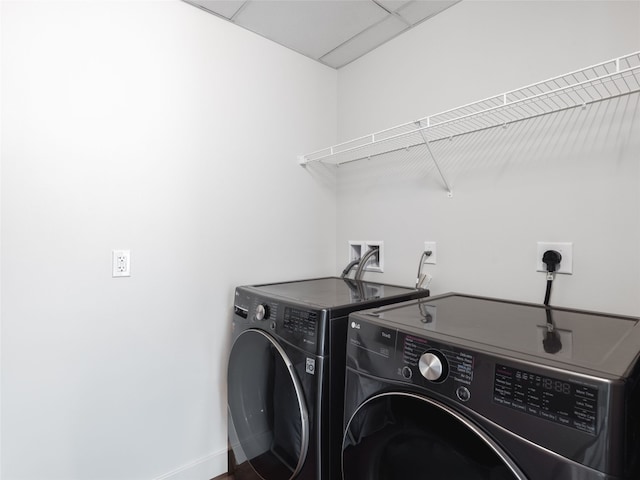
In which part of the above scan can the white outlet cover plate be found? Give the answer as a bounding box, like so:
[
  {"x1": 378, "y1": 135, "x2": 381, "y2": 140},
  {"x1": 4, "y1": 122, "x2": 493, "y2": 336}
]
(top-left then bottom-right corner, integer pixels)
[
  {"x1": 112, "y1": 249, "x2": 131, "y2": 277},
  {"x1": 536, "y1": 242, "x2": 572, "y2": 274}
]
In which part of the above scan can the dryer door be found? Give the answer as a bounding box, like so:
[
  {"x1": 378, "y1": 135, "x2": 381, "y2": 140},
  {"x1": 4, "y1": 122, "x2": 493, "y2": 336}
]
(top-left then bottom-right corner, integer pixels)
[
  {"x1": 342, "y1": 392, "x2": 527, "y2": 480},
  {"x1": 228, "y1": 329, "x2": 309, "y2": 480}
]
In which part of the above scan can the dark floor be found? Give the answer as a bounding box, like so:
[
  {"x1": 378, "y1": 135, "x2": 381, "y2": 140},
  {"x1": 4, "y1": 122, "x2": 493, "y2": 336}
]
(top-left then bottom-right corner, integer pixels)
[
  {"x1": 212, "y1": 461, "x2": 256, "y2": 479},
  {"x1": 212, "y1": 449, "x2": 260, "y2": 479}
]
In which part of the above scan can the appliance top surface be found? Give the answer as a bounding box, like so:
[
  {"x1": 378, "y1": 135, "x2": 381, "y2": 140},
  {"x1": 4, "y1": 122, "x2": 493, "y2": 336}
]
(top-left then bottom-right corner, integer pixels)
[
  {"x1": 357, "y1": 293, "x2": 640, "y2": 377},
  {"x1": 243, "y1": 276, "x2": 422, "y2": 309}
]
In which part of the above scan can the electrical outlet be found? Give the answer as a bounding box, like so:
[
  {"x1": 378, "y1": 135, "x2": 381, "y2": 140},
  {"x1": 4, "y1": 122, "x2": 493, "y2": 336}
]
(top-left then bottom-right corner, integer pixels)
[
  {"x1": 112, "y1": 250, "x2": 131, "y2": 277},
  {"x1": 423, "y1": 242, "x2": 437, "y2": 264},
  {"x1": 536, "y1": 242, "x2": 572, "y2": 274},
  {"x1": 364, "y1": 241, "x2": 384, "y2": 273}
]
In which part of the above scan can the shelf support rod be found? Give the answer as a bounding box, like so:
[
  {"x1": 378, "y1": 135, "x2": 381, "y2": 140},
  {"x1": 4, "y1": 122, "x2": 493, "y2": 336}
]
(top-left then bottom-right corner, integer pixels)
[{"x1": 416, "y1": 123, "x2": 453, "y2": 197}]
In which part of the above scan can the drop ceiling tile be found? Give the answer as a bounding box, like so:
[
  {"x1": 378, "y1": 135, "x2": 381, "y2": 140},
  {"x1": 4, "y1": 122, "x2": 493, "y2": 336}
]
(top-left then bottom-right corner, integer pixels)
[
  {"x1": 182, "y1": 0, "x2": 461, "y2": 69},
  {"x1": 320, "y1": 14, "x2": 407, "y2": 68},
  {"x1": 397, "y1": 0, "x2": 459, "y2": 25},
  {"x1": 188, "y1": 0, "x2": 246, "y2": 19},
  {"x1": 233, "y1": 0, "x2": 389, "y2": 60}
]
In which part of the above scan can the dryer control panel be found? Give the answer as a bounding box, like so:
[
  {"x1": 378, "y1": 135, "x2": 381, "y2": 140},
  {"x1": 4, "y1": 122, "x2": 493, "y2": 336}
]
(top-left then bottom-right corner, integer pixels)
[
  {"x1": 283, "y1": 307, "x2": 318, "y2": 337},
  {"x1": 233, "y1": 288, "x2": 324, "y2": 356}
]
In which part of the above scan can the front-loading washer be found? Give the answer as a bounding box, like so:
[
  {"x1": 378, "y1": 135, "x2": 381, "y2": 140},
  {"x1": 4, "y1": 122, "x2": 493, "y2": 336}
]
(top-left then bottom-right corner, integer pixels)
[
  {"x1": 342, "y1": 293, "x2": 640, "y2": 480},
  {"x1": 227, "y1": 276, "x2": 430, "y2": 480}
]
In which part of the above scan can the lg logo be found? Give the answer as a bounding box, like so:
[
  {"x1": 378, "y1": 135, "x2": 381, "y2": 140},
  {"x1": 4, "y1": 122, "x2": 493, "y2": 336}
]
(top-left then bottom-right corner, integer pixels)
[{"x1": 351, "y1": 322, "x2": 361, "y2": 330}]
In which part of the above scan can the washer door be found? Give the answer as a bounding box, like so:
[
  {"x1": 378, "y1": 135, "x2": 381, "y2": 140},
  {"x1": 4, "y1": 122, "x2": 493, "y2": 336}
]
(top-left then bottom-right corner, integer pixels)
[
  {"x1": 342, "y1": 392, "x2": 527, "y2": 480},
  {"x1": 228, "y1": 329, "x2": 309, "y2": 480}
]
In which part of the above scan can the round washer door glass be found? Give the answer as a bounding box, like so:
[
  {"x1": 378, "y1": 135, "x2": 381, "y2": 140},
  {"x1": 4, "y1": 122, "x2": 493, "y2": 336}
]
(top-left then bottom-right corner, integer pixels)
[
  {"x1": 228, "y1": 329, "x2": 309, "y2": 480},
  {"x1": 342, "y1": 393, "x2": 526, "y2": 480}
]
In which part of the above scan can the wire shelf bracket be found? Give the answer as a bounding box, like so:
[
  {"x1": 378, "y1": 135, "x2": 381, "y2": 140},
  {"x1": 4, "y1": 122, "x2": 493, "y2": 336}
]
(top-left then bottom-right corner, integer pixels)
[
  {"x1": 298, "y1": 51, "x2": 640, "y2": 195},
  {"x1": 417, "y1": 121, "x2": 453, "y2": 197}
]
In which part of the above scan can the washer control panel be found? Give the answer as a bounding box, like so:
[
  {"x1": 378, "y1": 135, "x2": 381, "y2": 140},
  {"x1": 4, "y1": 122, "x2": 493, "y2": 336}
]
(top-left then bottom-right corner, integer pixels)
[
  {"x1": 493, "y1": 363, "x2": 598, "y2": 435},
  {"x1": 418, "y1": 350, "x2": 448, "y2": 382},
  {"x1": 401, "y1": 332, "x2": 474, "y2": 387},
  {"x1": 347, "y1": 318, "x2": 476, "y2": 403},
  {"x1": 346, "y1": 315, "x2": 605, "y2": 428}
]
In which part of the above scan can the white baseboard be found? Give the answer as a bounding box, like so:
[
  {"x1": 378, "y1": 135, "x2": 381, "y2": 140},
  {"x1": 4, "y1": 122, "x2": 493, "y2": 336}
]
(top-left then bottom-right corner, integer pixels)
[{"x1": 153, "y1": 448, "x2": 228, "y2": 480}]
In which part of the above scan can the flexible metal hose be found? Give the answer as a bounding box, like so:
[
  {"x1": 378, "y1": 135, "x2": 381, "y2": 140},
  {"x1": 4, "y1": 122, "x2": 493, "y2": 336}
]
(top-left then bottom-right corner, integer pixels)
[{"x1": 354, "y1": 247, "x2": 379, "y2": 280}]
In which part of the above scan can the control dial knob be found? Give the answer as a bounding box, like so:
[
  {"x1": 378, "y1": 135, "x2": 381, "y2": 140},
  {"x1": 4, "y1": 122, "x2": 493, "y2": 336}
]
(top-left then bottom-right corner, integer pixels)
[
  {"x1": 255, "y1": 304, "x2": 270, "y2": 321},
  {"x1": 419, "y1": 350, "x2": 448, "y2": 382}
]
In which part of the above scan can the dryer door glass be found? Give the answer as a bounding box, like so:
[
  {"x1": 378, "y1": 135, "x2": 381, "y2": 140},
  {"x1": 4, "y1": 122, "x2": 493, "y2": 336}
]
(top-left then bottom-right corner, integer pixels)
[
  {"x1": 342, "y1": 392, "x2": 525, "y2": 480},
  {"x1": 228, "y1": 329, "x2": 309, "y2": 480}
]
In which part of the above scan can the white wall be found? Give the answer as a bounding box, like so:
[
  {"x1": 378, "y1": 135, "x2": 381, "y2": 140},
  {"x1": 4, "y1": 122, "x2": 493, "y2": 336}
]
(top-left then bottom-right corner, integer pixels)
[
  {"x1": 2, "y1": 1, "x2": 639, "y2": 479},
  {"x1": 0, "y1": 2, "x2": 336, "y2": 479},
  {"x1": 335, "y1": 0, "x2": 640, "y2": 316}
]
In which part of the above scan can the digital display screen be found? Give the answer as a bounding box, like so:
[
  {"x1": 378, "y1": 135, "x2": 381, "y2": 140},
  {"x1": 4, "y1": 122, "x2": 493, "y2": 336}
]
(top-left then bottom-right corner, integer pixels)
[{"x1": 493, "y1": 364, "x2": 598, "y2": 435}]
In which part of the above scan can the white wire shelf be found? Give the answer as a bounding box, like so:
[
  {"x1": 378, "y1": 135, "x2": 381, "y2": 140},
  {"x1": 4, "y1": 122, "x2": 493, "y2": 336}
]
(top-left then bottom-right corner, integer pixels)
[{"x1": 299, "y1": 51, "x2": 640, "y2": 167}]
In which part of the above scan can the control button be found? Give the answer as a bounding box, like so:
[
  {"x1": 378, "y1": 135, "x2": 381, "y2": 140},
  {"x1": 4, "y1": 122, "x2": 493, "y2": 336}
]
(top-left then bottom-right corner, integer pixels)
[
  {"x1": 255, "y1": 304, "x2": 270, "y2": 321},
  {"x1": 419, "y1": 350, "x2": 448, "y2": 382},
  {"x1": 401, "y1": 366, "x2": 413, "y2": 379},
  {"x1": 456, "y1": 386, "x2": 471, "y2": 402}
]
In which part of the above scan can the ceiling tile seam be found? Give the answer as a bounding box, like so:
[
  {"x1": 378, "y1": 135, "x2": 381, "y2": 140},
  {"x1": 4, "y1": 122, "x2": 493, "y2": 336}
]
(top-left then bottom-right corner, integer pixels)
[
  {"x1": 181, "y1": 0, "x2": 332, "y2": 66},
  {"x1": 371, "y1": 0, "x2": 393, "y2": 15},
  {"x1": 319, "y1": 14, "x2": 409, "y2": 68},
  {"x1": 230, "y1": 1, "x2": 251, "y2": 22},
  {"x1": 181, "y1": 0, "x2": 230, "y2": 21},
  {"x1": 372, "y1": 0, "x2": 412, "y2": 28},
  {"x1": 407, "y1": 1, "x2": 462, "y2": 29}
]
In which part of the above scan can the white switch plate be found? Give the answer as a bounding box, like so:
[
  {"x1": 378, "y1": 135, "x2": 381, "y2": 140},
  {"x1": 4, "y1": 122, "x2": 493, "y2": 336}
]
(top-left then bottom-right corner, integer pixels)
[
  {"x1": 112, "y1": 250, "x2": 131, "y2": 277},
  {"x1": 424, "y1": 242, "x2": 437, "y2": 264},
  {"x1": 536, "y1": 242, "x2": 572, "y2": 274}
]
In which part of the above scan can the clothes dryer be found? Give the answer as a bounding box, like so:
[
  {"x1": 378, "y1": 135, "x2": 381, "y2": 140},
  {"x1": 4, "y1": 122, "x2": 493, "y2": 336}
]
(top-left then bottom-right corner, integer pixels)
[
  {"x1": 342, "y1": 293, "x2": 640, "y2": 480},
  {"x1": 227, "y1": 277, "x2": 430, "y2": 480}
]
